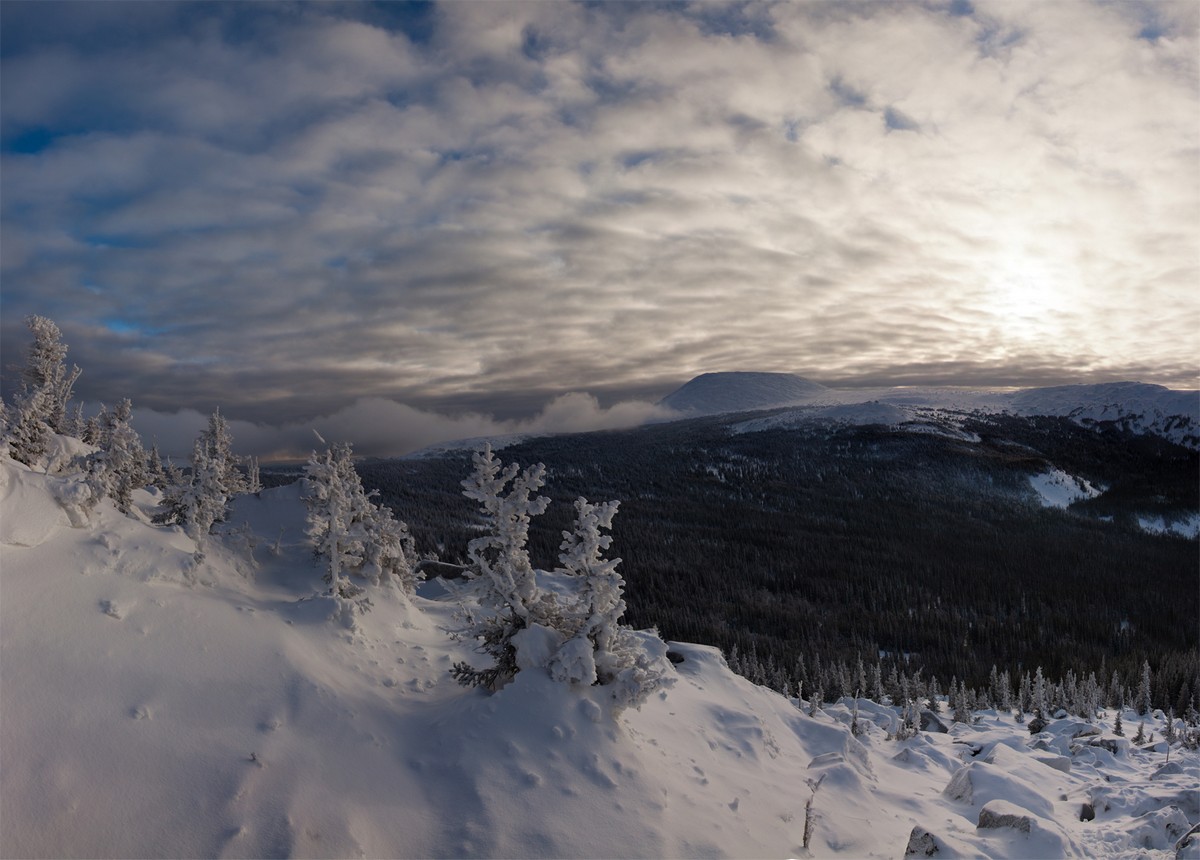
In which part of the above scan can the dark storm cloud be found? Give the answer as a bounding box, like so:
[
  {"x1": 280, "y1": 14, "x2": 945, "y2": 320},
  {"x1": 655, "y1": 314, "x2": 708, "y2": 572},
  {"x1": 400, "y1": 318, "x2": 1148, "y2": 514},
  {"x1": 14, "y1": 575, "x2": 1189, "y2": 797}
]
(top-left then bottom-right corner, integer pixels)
[{"x1": 2, "y1": 0, "x2": 1197, "y2": 456}]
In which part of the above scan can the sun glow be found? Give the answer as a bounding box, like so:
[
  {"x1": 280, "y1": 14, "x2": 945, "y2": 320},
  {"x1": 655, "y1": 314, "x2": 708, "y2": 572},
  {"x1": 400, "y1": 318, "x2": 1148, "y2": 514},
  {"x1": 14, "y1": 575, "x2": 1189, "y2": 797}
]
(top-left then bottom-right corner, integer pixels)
[{"x1": 983, "y1": 252, "x2": 1070, "y2": 342}]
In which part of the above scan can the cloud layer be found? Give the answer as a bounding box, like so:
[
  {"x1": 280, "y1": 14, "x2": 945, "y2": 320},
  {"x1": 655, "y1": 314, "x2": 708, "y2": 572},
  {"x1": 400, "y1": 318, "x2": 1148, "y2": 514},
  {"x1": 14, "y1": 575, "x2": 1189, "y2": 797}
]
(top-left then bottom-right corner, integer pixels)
[
  {"x1": 3, "y1": 1, "x2": 1197, "y2": 448},
  {"x1": 130, "y1": 392, "x2": 676, "y2": 461}
]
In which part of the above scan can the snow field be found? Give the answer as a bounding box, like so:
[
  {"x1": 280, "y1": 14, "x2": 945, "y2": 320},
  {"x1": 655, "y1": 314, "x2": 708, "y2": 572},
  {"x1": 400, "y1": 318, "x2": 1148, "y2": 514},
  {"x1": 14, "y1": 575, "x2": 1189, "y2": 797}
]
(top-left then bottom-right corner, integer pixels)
[
  {"x1": 2, "y1": 454, "x2": 1196, "y2": 859},
  {"x1": 1028, "y1": 468, "x2": 1101, "y2": 509}
]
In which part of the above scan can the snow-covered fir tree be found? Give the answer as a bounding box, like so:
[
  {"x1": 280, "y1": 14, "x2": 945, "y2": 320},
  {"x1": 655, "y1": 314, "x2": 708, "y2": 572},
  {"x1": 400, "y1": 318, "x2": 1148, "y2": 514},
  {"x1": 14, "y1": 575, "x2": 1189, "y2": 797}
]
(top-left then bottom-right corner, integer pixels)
[
  {"x1": 548, "y1": 496, "x2": 674, "y2": 710},
  {"x1": 303, "y1": 441, "x2": 364, "y2": 598},
  {"x1": 160, "y1": 408, "x2": 256, "y2": 542},
  {"x1": 451, "y1": 444, "x2": 557, "y2": 689},
  {"x1": 157, "y1": 435, "x2": 230, "y2": 556},
  {"x1": 145, "y1": 444, "x2": 168, "y2": 491},
  {"x1": 1, "y1": 316, "x2": 85, "y2": 465},
  {"x1": 16, "y1": 314, "x2": 81, "y2": 435},
  {"x1": 198, "y1": 409, "x2": 250, "y2": 496},
  {"x1": 1136, "y1": 660, "x2": 1153, "y2": 716},
  {"x1": 3, "y1": 385, "x2": 52, "y2": 466},
  {"x1": 1032, "y1": 666, "x2": 1049, "y2": 719},
  {"x1": 86, "y1": 398, "x2": 148, "y2": 513},
  {"x1": 302, "y1": 440, "x2": 420, "y2": 598}
]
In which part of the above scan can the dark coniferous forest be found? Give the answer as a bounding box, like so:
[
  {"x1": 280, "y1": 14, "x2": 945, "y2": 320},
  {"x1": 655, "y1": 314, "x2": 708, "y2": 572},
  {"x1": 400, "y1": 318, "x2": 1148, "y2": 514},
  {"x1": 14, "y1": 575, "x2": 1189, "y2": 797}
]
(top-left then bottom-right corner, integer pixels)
[{"x1": 346, "y1": 410, "x2": 1199, "y2": 713}]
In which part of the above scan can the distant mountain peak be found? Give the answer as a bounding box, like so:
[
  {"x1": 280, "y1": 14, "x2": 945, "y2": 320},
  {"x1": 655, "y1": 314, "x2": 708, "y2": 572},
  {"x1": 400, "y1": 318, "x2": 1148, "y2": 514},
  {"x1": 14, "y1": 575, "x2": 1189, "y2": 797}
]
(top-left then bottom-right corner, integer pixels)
[{"x1": 659, "y1": 372, "x2": 828, "y2": 416}]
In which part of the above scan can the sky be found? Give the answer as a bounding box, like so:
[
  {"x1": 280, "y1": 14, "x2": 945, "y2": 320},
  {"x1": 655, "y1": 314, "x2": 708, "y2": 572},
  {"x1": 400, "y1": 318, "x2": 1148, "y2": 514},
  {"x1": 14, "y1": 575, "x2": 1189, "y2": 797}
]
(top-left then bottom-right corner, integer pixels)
[{"x1": 2, "y1": 0, "x2": 1198, "y2": 458}]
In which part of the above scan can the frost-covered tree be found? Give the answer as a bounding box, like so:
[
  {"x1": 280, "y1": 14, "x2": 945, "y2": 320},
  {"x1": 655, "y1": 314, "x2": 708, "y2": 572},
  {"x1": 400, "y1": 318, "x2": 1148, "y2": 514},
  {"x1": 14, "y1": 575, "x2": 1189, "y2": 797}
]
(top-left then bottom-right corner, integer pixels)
[
  {"x1": 17, "y1": 315, "x2": 81, "y2": 434},
  {"x1": 245, "y1": 456, "x2": 262, "y2": 495},
  {"x1": 86, "y1": 398, "x2": 148, "y2": 513},
  {"x1": 359, "y1": 501, "x2": 419, "y2": 592},
  {"x1": 1164, "y1": 709, "x2": 1178, "y2": 744},
  {"x1": 548, "y1": 496, "x2": 674, "y2": 710},
  {"x1": 178, "y1": 436, "x2": 227, "y2": 554},
  {"x1": 3, "y1": 386, "x2": 51, "y2": 466},
  {"x1": 82, "y1": 410, "x2": 103, "y2": 446},
  {"x1": 1108, "y1": 670, "x2": 1124, "y2": 710},
  {"x1": 953, "y1": 679, "x2": 971, "y2": 723},
  {"x1": 302, "y1": 440, "x2": 419, "y2": 598},
  {"x1": 451, "y1": 444, "x2": 557, "y2": 689},
  {"x1": 160, "y1": 408, "x2": 254, "y2": 536},
  {"x1": 1032, "y1": 666, "x2": 1048, "y2": 720},
  {"x1": 997, "y1": 669, "x2": 1013, "y2": 711},
  {"x1": 871, "y1": 663, "x2": 885, "y2": 703},
  {"x1": 1136, "y1": 660, "x2": 1153, "y2": 716},
  {"x1": 555, "y1": 499, "x2": 623, "y2": 650},
  {"x1": 304, "y1": 442, "x2": 362, "y2": 597},
  {"x1": 928, "y1": 676, "x2": 943, "y2": 713},
  {"x1": 145, "y1": 444, "x2": 168, "y2": 491},
  {"x1": 198, "y1": 409, "x2": 250, "y2": 497}
]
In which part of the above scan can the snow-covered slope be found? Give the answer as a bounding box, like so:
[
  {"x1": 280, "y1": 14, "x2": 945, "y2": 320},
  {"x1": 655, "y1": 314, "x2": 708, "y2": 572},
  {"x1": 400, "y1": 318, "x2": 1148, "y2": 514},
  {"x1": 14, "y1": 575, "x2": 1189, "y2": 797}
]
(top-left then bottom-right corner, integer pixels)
[
  {"x1": 660, "y1": 373, "x2": 1198, "y2": 449},
  {"x1": 2, "y1": 453, "x2": 1197, "y2": 859},
  {"x1": 1006, "y1": 382, "x2": 1199, "y2": 448},
  {"x1": 658, "y1": 372, "x2": 830, "y2": 415}
]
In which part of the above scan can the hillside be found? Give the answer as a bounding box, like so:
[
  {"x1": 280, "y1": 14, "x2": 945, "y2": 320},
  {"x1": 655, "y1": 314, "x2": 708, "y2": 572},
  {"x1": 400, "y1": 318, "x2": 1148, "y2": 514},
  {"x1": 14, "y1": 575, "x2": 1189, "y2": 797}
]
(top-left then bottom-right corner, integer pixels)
[
  {"x1": 656, "y1": 373, "x2": 1199, "y2": 449},
  {"x1": 2, "y1": 449, "x2": 1198, "y2": 859},
  {"x1": 360, "y1": 410, "x2": 1199, "y2": 709},
  {"x1": 658, "y1": 372, "x2": 830, "y2": 415}
]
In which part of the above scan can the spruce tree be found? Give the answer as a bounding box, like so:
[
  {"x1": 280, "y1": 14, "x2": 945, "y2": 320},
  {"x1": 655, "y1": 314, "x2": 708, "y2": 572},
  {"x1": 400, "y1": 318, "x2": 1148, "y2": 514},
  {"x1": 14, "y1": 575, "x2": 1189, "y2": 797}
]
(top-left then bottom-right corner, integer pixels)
[
  {"x1": 87, "y1": 398, "x2": 147, "y2": 513},
  {"x1": 451, "y1": 444, "x2": 555, "y2": 690},
  {"x1": 16, "y1": 315, "x2": 81, "y2": 434},
  {"x1": 1136, "y1": 660, "x2": 1153, "y2": 716},
  {"x1": 549, "y1": 496, "x2": 674, "y2": 708}
]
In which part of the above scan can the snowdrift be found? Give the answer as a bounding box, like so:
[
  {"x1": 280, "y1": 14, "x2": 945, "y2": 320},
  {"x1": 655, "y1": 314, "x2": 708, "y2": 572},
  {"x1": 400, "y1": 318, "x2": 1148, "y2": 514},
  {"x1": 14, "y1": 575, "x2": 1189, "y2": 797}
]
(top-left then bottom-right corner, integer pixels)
[{"x1": 2, "y1": 453, "x2": 1196, "y2": 859}]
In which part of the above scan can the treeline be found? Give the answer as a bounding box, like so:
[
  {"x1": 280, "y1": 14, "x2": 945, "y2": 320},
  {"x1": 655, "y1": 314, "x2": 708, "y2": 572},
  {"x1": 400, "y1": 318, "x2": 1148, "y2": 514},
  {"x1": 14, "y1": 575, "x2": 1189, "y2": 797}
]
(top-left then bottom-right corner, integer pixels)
[
  {"x1": 356, "y1": 412, "x2": 1198, "y2": 714},
  {"x1": 1, "y1": 315, "x2": 262, "y2": 555}
]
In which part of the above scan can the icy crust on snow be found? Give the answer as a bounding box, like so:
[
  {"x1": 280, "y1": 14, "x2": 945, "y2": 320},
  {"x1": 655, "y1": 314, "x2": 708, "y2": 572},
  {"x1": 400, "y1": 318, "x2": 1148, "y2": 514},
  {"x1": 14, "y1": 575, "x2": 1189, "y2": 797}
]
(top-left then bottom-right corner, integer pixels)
[
  {"x1": 1028, "y1": 469, "x2": 1102, "y2": 509},
  {"x1": 2, "y1": 454, "x2": 1198, "y2": 859}
]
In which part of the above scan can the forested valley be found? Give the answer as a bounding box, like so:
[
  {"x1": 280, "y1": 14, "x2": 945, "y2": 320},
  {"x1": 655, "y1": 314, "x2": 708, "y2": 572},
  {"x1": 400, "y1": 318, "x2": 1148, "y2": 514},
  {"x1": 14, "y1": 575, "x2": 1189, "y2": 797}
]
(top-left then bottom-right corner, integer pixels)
[{"x1": 341, "y1": 410, "x2": 1199, "y2": 715}]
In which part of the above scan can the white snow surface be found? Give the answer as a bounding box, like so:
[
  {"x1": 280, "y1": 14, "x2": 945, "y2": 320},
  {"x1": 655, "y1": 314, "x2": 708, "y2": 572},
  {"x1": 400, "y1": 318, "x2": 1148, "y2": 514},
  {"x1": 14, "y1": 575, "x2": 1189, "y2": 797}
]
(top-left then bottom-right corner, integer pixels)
[
  {"x1": 660, "y1": 373, "x2": 1199, "y2": 448},
  {"x1": 2, "y1": 451, "x2": 1197, "y2": 859},
  {"x1": 1028, "y1": 469, "x2": 1102, "y2": 509},
  {"x1": 1136, "y1": 512, "x2": 1200, "y2": 540}
]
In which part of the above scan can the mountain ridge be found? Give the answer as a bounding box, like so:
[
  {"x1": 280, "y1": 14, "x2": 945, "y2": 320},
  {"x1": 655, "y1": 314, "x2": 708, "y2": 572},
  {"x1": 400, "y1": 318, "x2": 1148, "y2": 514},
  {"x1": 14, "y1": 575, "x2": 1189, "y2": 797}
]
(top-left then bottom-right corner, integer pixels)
[
  {"x1": 656, "y1": 372, "x2": 1198, "y2": 448},
  {"x1": 658, "y1": 371, "x2": 830, "y2": 415}
]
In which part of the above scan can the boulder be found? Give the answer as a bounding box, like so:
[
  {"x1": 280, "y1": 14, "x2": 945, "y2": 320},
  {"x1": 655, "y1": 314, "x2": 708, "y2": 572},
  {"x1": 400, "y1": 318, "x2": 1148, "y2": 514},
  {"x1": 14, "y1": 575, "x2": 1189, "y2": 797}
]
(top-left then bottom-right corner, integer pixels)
[
  {"x1": 1080, "y1": 803, "x2": 1095, "y2": 822},
  {"x1": 1033, "y1": 753, "x2": 1071, "y2": 773},
  {"x1": 1176, "y1": 822, "x2": 1200, "y2": 860},
  {"x1": 1088, "y1": 737, "x2": 1125, "y2": 756},
  {"x1": 1154, "y1": 761, "x2": 1185, "y2": 779},
  {"x1": 942, "y1": 766, "x2": 973, "y2": 803},
  {"x1": 920, "y1": 710, "x2": 950, "y2": 733},
  {"x1": 978, "y1": 801, "x2": 1033, "y2": 834},
  {"x1": 905, "y1": 826, "x2": 939, "y2": 856}
]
